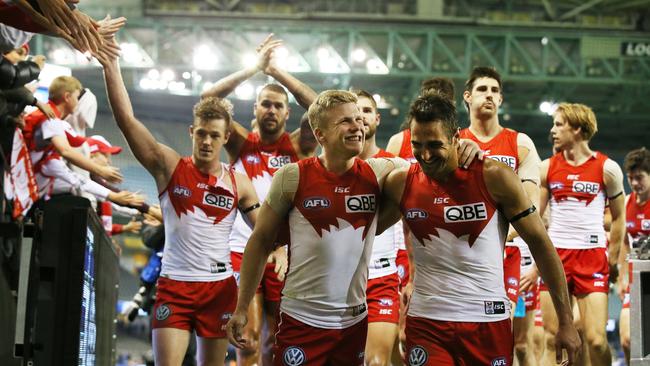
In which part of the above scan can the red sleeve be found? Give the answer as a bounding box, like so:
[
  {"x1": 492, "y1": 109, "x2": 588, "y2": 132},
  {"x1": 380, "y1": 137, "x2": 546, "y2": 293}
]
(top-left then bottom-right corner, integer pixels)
[{"x1": 112, "y1": 224, "x2": 124, "y2": 235}]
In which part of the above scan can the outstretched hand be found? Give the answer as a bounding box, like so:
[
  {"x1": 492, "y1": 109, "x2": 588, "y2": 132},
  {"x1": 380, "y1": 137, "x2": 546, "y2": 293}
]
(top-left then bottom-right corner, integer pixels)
[{"x1": 256, "y1": 33, "x2": 283, "y2": 74}]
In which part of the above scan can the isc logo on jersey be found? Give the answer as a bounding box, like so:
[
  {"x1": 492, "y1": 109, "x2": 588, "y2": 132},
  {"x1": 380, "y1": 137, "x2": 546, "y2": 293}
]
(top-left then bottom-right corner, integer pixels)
[
  {"x1": 345, "y1": 194, "x2": 376, "y2": 213},
  {"x1": 268, "y1": 155, "x2": 291, "y2": 169},
  {"x1": 203, "y1": 192, "x2": 234, "y2": 210},
  {"x1": 572, "y1": 181, "x2": 600, "y2": 195},
  {"x1": 488, "y1": 155, "x2": 516, "y2": 170},
  {"x1": 444, "y1": 202, "x2": 488, "y2": 223},
  {"x1": 303, "y1": 197, "x2": 331, "y2": 209}
]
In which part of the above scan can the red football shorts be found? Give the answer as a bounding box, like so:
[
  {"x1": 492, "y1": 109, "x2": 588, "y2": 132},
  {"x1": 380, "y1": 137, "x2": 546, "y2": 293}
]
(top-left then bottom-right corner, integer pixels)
[
  {"x1": 273, "y1": 312, "x2": 367, "y2": 366},
  {"x1": 367, "y1": 273, "x2": 400, "y2": 324},
  {"x1": 396, "y1": 249, "x2": 410, "y2": 290},
  {"x1": 539, "y1": 247, "x2": 609, "y2": 295},
  {"x1": 405, "y1": 316, "x2": 513, "y2": 366},
  {"x1": 231, "y1": 251, "x2": 283, "y2": 302},
  {"x1": 503, "y1": 246, "x2": 521, "y2": 303},
  {"x1": 152, "y1": 276, "x2": 237, "y2": 338}
]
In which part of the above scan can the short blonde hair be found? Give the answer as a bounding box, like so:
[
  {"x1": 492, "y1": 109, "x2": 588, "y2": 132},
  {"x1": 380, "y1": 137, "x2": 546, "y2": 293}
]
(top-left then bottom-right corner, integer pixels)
[
  {"x1": 307, "y1": 90, "x2": 357, "y2": 130},
  {"x1": 555, "y1": 103, "x2": 598, "y2": 141},
  {"x1": 193, "y1": 97, "x2": 233, "y2": 128},
  {"x1": 48, "y1": 76, "x2": 82, "y2": 104}
]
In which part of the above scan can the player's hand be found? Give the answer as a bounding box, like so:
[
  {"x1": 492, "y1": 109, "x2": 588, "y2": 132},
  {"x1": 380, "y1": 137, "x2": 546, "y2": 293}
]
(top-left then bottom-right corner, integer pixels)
[
  {"x1": 555, "y1": 322, "x2": 581, "y2": 365},
  {"x1": 268, "y1": 246, "x2": 288, "y2": 281},
  {"x1": 97, "y1": 14, "x2": 127, "y2": 40},
  {"x1": 519, "y1": 266, "x2": 538, "y2": 293},
  {"x1": 99, "y1": 165, "x2": 123, "y2": 183},
  {"x1": 256, "y1": 33, "x2": 283, "y2": 74},
  {"x1": 401, "y1": 281, "x2": 414, "y2": 306},
  {"x1": 226, "y1": 311, "x2": 249, "y2": 349},
  {"x1": 616, "y1": 276, "x2": 627, "y2": 301},
  {"x1": 457, "y1": 138, "x2": 484, "y2": 169}
]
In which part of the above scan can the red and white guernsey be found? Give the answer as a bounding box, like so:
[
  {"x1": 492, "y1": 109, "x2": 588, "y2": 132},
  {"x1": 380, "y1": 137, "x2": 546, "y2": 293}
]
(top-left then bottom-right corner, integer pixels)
[
  {"x1": 160, "y1": 158, "x2": 238, "y2": 281},
  {"x1": 626, "y1": 192, "x2": 650, "y2": 243},
  {"x1": 398, "y1": 129, "x2": 417, "y2": 164},
  {"x1": 547, "y1": 152, "x2": 608, "y2": 249},
  {"x1": 229, "y1": 132, "x2": 298, "y2": 252},
  {"x1": 460, "y1": 128, "x2": 531, "y2": 257},
  {"x1": 282, "y1": 157, "x2": 381, "y2": 329},
  {"x1": 369, "y1": 149, "x2": 402, "y2": 279},
  {"x1": 400, "y1": 161, "x2": 510, "y2": 322}
]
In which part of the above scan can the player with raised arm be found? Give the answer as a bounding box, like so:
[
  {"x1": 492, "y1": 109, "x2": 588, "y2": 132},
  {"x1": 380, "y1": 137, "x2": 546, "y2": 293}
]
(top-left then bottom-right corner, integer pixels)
[
  {"x1": 97, "y1": 43, "x2": 261, "y2": 366},
  {"x1": 201, "y1": 33, "x2": 318, "y2": 365}
]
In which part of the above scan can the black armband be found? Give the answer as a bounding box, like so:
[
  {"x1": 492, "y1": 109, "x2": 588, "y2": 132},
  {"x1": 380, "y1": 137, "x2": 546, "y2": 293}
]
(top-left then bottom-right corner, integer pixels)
[
  {"x1": 242, "y1": 202, "x2": 261, "y2": 213},
  {"x1": 509, "y1": 205, "x2": 536, "y2": 223},
  {"x1": 607, "y1": 191, "x2": 623, "y2": 200},
  {"x1": 521, "y1": 179, "x2": 537, "y2": 185}
]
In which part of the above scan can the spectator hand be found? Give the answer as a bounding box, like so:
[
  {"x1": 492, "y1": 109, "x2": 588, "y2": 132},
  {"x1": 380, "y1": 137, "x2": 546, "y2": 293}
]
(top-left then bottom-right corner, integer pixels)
[
  {"x1": 31, "y1": 55, "x2": 46, "y2": 70},
  {"x1": 99, "y1": 164, "x2": 123, "y2": 183},
  {"x1": 35, "y1": 101, "x2": 56, "y2": 119},
  {"x1": 123, "y1": 218, "x2": 143, "y2": 233}
]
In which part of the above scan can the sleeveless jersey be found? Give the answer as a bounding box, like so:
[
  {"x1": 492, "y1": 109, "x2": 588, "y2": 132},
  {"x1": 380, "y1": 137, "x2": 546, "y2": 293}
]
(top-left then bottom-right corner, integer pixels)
[
  {"x1": 281, "y1": 157, "x2": 380, "y2": 329},
  {"x1": 459, "y1": 128, "x2": 530, "y2": 257},
  {"x1": 398, "y1": 129, "x2": 417, "y2": 163},
  {"x1": 400, "y1": 161, "x2": 510, "y2": 322},
  {"x1": 626, "y1": 192, "x2": 650, "y2": 244},
  {"x1": 229, "y1": 132, "x2": 298, "y2": 252},
  {"x1": 160, "y1": 158, "x2": 238, "y2": 281},
  {"x1": 368, "y1": 149, "x2": 401, "y2": 279},
  {"x1": 547, "y1": 152, "x2": 608, "y2": 249}
]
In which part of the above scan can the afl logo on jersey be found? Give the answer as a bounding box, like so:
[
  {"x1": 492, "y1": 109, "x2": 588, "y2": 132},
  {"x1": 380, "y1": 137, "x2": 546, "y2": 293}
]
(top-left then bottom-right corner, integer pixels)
[
  {"x1": 488, "y1": 155, "x2": 517, "y2": 170},
  {"x1": 245, "y1": 154, "x2": 260, "y2": 164},
  {"x1": 268, "y1": 155, "x2": 291, "y2": 169},
  {"x1": 345, "y1": 194, "x2": 376, "y2": 213},
  {"x1": 549, "y1": 181, "x2": 563, "y2": 191},
  {"x1": 572, "y1": 181, "x2": 600, "y2": 195},
  {"x1": 406, "y1": 209, "x2": 428, "y2": 220},
  {"x1": 443, "y1": 202, "x2": 488, "y2": 223},
  {"x1": 203, "y1": 192, "x2": 234, "y2": 210},
  {"x1": 303, "y1": 197, "x2": 331, "y2": 209},
  {"x1": 172, "y1": 185, "x2": 191, "y2": 197}
]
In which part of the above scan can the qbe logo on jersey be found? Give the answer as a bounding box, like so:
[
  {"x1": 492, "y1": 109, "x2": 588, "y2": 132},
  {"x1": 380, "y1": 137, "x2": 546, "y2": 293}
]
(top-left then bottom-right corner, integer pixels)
[
  {"x1": 268, "y1": 155, "x2": 292, "y2": 169},
  {"x1": 283, "y1": 346, "x2": 306, "y2": 366},
  {"x1": 444, "y1": 202, "x2": 488, "y2": 223},
  {"x1": 408, "y1": 346, "x2": 428, "y2": 366},
  {"x1": 345, "y1": 194, "x2": 376, "y2": 213},
  {"x1": 488, "y1": 155, "x2": 517, "y2": 170},
  {"x1": 203, "y1": 192, "x2": 234, "y2": 210},
  {"x1": 572, "y1": 181, "x2": 600, "y2": 195}
]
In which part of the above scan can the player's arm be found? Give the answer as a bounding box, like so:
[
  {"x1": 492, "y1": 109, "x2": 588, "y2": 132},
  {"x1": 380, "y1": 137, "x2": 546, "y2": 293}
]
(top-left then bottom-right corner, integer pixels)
[
  {"x1": 483, "y1": 159, "x2": 581, "y2": 365},
  {"x1": 604, "y1": 159, "x2": 626, "y2": 266},
  {"x1": 227, "y1": 163, "x2": 297, "y2": 349},
  {"x1": 385, "y1": 131, "x2": 404, "y2": 156},
  {"x1": 265, "y1": 62, "x2": 317, "y2": 110},
  {"x1": 234, "y1": 171, "x2": 261, "y2": 228},
  {"x1": 538, "y1": 159, "x2": 551, "y2": 218},
  {"x1": 290, "y1": 114, "x2": 318, "y2": 159},
  {"x1": 50, "y1": 134, "x2": 122, "y2": 183},
  {"x1": 99, "y1": 55, "x2": 179, "y2": 189},
  {"x1": 377, "y1": 167, "x2": 408, "y2": 234},
  {"x1": 617, "y1": 228, "x2": 630, "y2": 300}
]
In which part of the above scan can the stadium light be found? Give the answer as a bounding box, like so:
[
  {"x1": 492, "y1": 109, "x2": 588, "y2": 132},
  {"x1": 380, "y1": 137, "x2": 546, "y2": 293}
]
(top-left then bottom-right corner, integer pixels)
[
  {"x1": 352, "y1": 48, "x2": 367, "y2": 62},
  {"x1": 539, "y1": 101, "x2": 558, "y2": 115},
  {"x1": 235, "y1": 82, "x2": 255, "y2": 100},
  {"x1": 366, "y1": 57, "x2": 389, "y2": 75},
  {"x1": 193, "y1": 44, "x2": 217, "y2": 70}
]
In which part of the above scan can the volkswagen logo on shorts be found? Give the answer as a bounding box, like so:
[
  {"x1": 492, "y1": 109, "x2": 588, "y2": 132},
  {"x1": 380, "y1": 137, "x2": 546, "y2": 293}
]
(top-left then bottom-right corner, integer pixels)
[
  {"x1": 283, "y1": 346, "x2": 306, "y2": 366},
  {"x1": 155, "y1": 304, "x2": 171, "y2": 321},
  {"x1": 408, "y1": 346, "x2": 428, "y2": 366}
]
